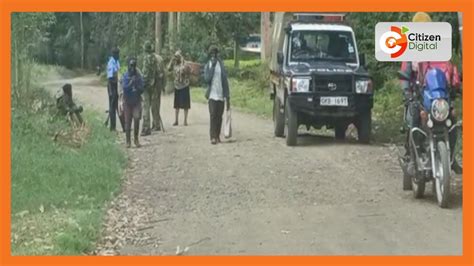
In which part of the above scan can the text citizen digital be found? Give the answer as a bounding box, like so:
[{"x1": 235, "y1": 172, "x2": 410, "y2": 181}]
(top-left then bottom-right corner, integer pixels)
[{"x1": 408, "y1": 32, "x2": 442, "y2": 51}]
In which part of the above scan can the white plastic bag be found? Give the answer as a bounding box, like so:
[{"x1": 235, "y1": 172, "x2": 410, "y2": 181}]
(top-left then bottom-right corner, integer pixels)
[{"x1": 224, "y1": 108, "x2": 232, "y2": 139}]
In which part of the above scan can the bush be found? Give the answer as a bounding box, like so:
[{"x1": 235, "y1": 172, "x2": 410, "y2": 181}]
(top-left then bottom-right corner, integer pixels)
[{"x1": 372, "y1": 79, "x2": 405, "y2": 143}]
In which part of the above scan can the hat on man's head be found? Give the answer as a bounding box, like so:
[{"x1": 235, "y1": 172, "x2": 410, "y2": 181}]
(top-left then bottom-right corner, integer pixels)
[
  {"x1": 144, "y1": 41, "x2": 154, "y2": 53},
  {"x1": 174, "y1": 50, "x2": 182, "y2": 57},
  {"x1": 412, "y1": 12, "x2": 432, "y2": 22},
  {"x1": 208, "y1": 45, "x2": 219, "y2": 55},
  {"x1": 128, "y1": 57, "x2": 137, "y2": 67},
  {"x1": 62, "y1": 83, "x2": 72, "y2": 96},
  {"x1": 62, "y1": 83, "x2": 72, "y2": 90},
  {"x1": 112, "y1": 47, "x2": 120, "y2": 55}
]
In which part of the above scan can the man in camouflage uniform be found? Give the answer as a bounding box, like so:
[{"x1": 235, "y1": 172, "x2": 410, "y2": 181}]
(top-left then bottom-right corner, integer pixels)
[{"x1": 140, "y1": 41, "x2": 166, "y2": 136}]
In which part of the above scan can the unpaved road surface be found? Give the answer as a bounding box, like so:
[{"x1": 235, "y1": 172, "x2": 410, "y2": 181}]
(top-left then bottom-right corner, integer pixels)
[{"x1": 43, "y1": 73, "x2": 462, "y2": 255}]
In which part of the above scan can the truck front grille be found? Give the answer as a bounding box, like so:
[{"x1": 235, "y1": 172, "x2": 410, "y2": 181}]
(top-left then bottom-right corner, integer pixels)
[{"x1": 313, "y1": 75, "x2": 353, "y2": 93}]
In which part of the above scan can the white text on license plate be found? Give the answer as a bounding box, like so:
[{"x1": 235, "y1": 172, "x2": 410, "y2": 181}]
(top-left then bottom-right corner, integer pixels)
[{"x1": 320, "y1": 97, "x2": 348, "y2": 106}]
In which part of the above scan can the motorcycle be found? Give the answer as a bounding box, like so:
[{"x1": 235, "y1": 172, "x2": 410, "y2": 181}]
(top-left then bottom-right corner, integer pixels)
[{"x1": 398, "y1": 67, "x2": 462, "y2": 208}]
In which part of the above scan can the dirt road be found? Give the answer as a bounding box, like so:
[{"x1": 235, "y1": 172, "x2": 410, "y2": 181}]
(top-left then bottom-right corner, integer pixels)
[{"x1": 43, "y1": 73, "x2": 462, "y2": 255}]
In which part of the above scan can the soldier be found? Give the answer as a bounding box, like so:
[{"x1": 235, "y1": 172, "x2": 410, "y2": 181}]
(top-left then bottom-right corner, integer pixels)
[
  {"x1": 140, "y1": 41, "x2": 166, "y2": 136},
  {"x1": 56, "y1": 83, "x2": 84, "y2": 126}
]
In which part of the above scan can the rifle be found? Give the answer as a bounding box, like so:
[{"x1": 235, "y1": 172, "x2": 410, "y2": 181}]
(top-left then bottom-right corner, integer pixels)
[{"x1": 104, "y1": 108, "x2": 125, "y2": 132}]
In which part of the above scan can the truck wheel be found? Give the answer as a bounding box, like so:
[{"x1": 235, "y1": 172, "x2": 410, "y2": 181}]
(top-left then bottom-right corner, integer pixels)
[
  {"x1": 335, "y1": 125, "x2": 346, "y2": 140},
  {"x1": 273, "y1": 96, "x2": 285, "y2": 138},
  {"x1": 357, "y1": 111, "x2": 372, "y2": 144},
  {"x1": 285, "y1": 98, "x2": 298, "y2": 146}
]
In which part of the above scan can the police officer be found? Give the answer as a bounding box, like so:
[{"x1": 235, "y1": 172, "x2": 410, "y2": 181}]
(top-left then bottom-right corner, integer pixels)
[{"x1": 106, "y1": 47, "x2": 121, "y2": 131}]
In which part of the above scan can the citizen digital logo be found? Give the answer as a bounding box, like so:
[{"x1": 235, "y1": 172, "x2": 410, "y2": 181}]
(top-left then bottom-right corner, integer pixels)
[
  {"x1": 375, "y1": 22, "x2": 452, "y2": 62},
  {"x1": 408, "y1": 33, "x2": 441, "y2": 41}
]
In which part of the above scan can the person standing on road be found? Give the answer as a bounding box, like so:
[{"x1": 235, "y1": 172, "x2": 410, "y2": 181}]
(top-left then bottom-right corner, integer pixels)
[
  {"x1": 140, "y1": 41, "x2": 166, "y2": 136},
  {"x1": 120, "y1": 58, "x2": 144, "y2": 148},
  {"x1": 203, "y1": 45, "x2": 230, "y2": 145},
  {"x1": 107, "y1": 47, "x2": 121, "y2": 131},
  {"x1": 167, "y1": 50, "x2": 191, "y2": 126}
]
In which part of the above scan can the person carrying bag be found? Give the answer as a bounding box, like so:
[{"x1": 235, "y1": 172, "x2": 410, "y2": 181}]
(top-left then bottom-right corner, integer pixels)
[
  {"x1": 203, "y1": 45, "x2": 231, "y2": 145},
  {"x1": 224, "y1": 101, "x2": 232, "y2": 139}
]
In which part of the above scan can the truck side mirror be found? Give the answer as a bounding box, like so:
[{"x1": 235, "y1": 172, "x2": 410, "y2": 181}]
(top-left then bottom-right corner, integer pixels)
[
  {"x1": 359, "y1": 53, "x2": 366, "y2": 68},
  {"x1": 277, "y1": 51, "x2": 284, "y2": 65}
]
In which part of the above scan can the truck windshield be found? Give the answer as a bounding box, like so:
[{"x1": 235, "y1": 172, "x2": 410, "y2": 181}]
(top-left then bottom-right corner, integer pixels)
[{"x1": 289, "y1": 30, "x2": 357, "y2": 64}]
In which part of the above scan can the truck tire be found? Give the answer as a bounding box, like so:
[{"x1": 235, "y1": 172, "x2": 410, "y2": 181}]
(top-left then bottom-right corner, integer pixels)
[
  {"x1": 285, "y1": 97, "x2": 297, "y2": 146},
  {"x1": 335, "y1": 125, "x2": 346, "y2": 140},
  {"x1": 273, "y1": 96, "x2": 285, "y2": 138},
  {"x1": 357, "y1": 111, "x2": 372, "y2": 144}
]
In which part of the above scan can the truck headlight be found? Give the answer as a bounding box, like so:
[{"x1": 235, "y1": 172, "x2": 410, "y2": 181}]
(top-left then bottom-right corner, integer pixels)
[
  {"x1": 431, "y1": 99, "x2": 450, "y2": 122},
  {"x1": 292, "y1": 78, "x2": 311, "y2": 92},
  {"x1": 355, "y1": 79, "x2": 372, "y2": 94}
]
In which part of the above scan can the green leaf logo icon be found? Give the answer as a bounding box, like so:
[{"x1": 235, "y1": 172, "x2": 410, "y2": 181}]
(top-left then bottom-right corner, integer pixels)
[{"x1": 401, "y1": 26, "x2": 409, "y2": 34}]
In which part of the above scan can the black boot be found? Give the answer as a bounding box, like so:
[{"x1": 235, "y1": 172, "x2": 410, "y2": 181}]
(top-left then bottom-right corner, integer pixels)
[
  {"x1": 134, "y1": 119, "x2": 141, "y2": 148},
  {"x1": 141, "y1": 128, "x2": 151, "y2": 136},
  {"x1": 125, "y1": 130, "x2": 131, "y2": 148}
]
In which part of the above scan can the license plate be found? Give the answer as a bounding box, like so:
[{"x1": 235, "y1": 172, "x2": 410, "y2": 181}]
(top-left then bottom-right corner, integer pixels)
[{"x1": 320, "y1": 97, "x2": 348, "y2": 106}]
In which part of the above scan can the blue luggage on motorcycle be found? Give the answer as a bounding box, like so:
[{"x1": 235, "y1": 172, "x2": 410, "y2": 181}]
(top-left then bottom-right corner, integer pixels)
[{"x1": 423, "y1": 68, "x2": 449, "y2": 110}]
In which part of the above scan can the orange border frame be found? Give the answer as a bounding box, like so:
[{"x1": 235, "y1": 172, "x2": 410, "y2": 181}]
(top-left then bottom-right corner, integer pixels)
[{"x1": 1, "y1": 0, "x2": 472, "y2": 265}]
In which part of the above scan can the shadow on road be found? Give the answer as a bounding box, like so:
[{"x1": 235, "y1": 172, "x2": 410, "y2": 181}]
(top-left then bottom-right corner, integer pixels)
[{"x1": 296, "y1": 132, "x2": 361, "y2": 147}]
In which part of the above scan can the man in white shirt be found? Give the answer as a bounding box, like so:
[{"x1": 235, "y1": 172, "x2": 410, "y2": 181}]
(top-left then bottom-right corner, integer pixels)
[{"x1": 203, "y1": 46, "x2": 230, "y2": 145}]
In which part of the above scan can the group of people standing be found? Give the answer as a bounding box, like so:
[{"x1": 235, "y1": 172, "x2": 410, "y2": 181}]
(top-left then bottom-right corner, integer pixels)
[{"x1": 106, "y1": 43, "x2": 231, "y2": 148}]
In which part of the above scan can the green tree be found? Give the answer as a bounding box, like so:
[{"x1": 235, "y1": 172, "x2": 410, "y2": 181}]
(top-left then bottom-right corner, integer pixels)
[{"x1": 11, "y1": 12, "x2": 56, "y2": 104}]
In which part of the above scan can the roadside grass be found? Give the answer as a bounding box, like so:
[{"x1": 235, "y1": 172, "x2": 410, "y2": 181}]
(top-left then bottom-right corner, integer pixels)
[
  {"x1": 11, "y1": 67, "x2": 126, "y2": 255},
  {"x1": 371, "y1": 79, "x2": 405, "y2": 143}
]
